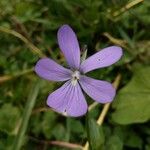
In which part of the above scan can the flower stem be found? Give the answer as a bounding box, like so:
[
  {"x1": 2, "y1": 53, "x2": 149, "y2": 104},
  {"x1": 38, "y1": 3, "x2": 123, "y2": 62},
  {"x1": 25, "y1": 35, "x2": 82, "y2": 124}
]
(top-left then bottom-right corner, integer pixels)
[{"x1": 83, "y1": 74, "x2": 122, "y2": 150}]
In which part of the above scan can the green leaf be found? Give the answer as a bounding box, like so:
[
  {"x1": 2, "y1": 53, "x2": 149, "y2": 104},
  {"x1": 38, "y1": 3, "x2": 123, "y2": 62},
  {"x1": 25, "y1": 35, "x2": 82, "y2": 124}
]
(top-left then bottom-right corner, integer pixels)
[
  {"x1": 67, "y1": 118, "x2": 84, "y2": 134},
  {"x1": 111, "y1": 66, "x2": 150, "y2": 124},
  {"x1": 52, "y1": 124, "x2": 66, "y2": 140},
  {"x1": 0, "y1": 103, "x2": 20, "y2": 134},
  {"x1": 146, "y1": 144, "x2": 150, "y2": 150},
  {"x1": 104, "y1": 135, "x2": 123, "y2": 150},
  {"x1": 14, "y1": 2, "x2": 41, "y2": 22},
  {"x1": 42, "y1": 111, "x2": 57, "y2": 139},
  {"x1": 0, "y1": 133, "x2": 15, "y2": 150},
  {"x1": 86, "y1": 115, "x2": 104, "y2": 150},
  {"x1": 124, "y1": 132, "x2": 142, "y2": 149}
]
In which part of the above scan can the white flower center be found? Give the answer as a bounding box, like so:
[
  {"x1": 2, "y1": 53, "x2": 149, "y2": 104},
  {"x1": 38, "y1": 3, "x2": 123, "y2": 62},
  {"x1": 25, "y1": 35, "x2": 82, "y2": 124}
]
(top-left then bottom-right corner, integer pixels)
[{"x1": 71, "y1": 70, "x2": 80, "y2": 86}]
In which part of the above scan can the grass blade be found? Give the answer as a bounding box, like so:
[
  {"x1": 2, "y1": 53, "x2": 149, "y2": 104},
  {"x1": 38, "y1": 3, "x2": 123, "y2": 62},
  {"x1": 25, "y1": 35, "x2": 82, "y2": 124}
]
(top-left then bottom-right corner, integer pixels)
[{"x1": 12, "y1": 80, "x2": 41, "y2": 150}]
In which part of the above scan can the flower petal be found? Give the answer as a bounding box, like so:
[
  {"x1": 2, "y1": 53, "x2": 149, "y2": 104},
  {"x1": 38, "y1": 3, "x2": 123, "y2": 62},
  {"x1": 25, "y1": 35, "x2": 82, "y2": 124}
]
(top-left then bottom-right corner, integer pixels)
[
  {"x1": 57, "y1": 25, "x2": 80, "y2": 69},
  {"x1": 47, "y1": 80, "x2": 87, "y2": 117},
  {"x1": 79, "y1": 76, "x2": 116, "y2": 103},
  {"x1": 80, "y1": 46, "x2": 123, "y2": 73},
  {"x1": 35, "y1": 58, "x2": 72, "y2": 81}
]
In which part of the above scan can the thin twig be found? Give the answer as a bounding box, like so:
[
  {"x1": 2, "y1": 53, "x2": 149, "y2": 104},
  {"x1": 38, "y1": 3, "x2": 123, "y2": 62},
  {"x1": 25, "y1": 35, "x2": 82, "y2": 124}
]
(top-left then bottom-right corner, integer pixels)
[
  {"x1": 88, "y1": 102, "x2": 98, "y2": 111},
  {"x1": 0, "y1": 68, "x2": 33, "y2": 84},
  {"x1": 0, "y1": 75, "x2": 12, "y2": 83},
  {"x1": 0, "y1": 27, "x2": 46, "y2": 58},
  {"x1": 32, "y1": 107, "x2": 51, "y2": 114},
  {"x1": 50, "y1": 141, "x2": 83, "y2": 149},
  {"x1": 113, "y1": 0, "x2": 144, "y2": 17},
  {"x1": 83, "y1": 74, "x2": 122, "y2": 150},
  {"x1": 103, "y1": 32, "x2": 127, "y2": 48},
  {"x1": 11, "y1": 16, "x2": 31, "y2": 40},
  {"x1": 29, "y1": 136, "x2": 83, "y2": 149},
  {"x1": 97, "y1": 74, "x2": 121, "y2": 125}
]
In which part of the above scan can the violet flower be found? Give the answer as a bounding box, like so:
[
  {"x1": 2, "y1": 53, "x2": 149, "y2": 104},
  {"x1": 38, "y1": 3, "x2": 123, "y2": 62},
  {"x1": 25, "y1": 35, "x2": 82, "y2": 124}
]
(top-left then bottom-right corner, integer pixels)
[{"x1": 35, "y1": 25, "x2": 123, "y2": 117}]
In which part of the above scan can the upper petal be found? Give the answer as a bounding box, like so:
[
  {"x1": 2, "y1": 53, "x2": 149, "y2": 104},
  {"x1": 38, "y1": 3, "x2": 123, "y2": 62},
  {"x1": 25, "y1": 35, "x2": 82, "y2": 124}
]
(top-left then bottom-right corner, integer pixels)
[
  {"x1": 80, "y1": 46, "x2": 123, "y2": 73},
  {"x1": 35, "y1": 58, "x2": 72, "y2": 81},
  {"x1": 57, "y1": 25, "x2": 80, "y2": 69},
  {"x1": 47, "y1": 80, "x2": 88, "y2": 117},
  {"x1": 79, "y1": 76, "x2": 116, "y2": 103}
]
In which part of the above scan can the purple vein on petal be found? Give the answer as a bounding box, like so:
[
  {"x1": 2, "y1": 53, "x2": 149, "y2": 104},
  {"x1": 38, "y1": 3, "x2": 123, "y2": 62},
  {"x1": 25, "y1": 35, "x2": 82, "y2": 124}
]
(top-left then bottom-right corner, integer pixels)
[
  {"x1": 47, "y1": 80, "x2": 87, "y2": 117},
  {"x1": 66, "y1": 82, "x2": 87, "y2": 117}
]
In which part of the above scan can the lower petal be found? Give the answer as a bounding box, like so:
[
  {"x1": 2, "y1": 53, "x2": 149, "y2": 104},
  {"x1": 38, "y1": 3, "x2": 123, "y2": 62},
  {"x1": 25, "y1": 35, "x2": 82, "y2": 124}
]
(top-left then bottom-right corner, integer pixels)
[
  {"x1": 47, "y1": 80, "x2": 87, "y2": 117},
  {"x1": 79, "y1": 76, "x2": 116, "y2": 103}
]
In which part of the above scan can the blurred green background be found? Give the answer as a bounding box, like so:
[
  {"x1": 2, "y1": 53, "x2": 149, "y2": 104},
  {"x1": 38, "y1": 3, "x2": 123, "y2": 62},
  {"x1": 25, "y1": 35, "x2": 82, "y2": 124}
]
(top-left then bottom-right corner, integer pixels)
[{"x1": 0, "y1": 0, "x2": 150, "y2": 150}]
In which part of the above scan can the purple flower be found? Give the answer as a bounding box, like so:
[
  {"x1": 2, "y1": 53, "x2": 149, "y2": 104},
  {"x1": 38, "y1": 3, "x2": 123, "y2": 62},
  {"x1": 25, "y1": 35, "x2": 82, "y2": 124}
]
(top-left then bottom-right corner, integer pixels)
[{"x1": 35, "y1": 25, "x2": 123, "y2": 117}]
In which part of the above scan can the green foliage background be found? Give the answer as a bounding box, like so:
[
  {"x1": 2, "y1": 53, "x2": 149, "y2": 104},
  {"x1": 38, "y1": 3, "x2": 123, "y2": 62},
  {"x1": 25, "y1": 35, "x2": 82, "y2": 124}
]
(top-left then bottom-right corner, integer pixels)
[{"x1": 0, "y1": 0, "x2": 149, "y2": 150}]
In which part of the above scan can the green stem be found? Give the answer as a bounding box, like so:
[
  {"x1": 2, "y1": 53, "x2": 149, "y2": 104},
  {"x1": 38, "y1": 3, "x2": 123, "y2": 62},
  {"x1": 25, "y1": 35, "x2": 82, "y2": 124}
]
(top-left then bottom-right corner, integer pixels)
[{"x1": 12, "y1": 80, "x2": 41, "y2": 150}]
